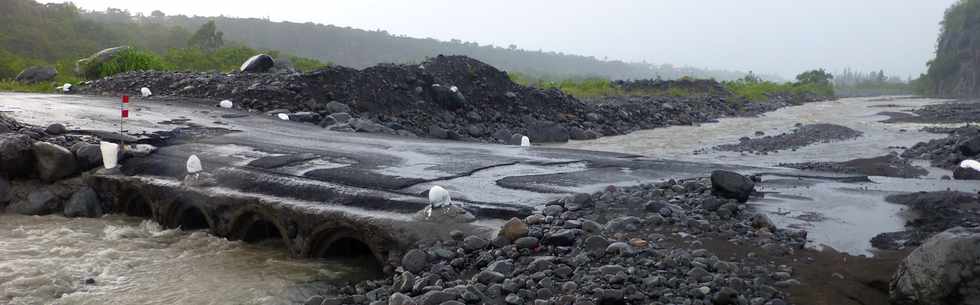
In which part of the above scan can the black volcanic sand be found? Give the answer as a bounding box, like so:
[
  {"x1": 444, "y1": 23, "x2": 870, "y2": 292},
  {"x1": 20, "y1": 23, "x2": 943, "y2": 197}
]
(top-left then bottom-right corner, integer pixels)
[
  {"x1": 714, "y1": 124, "x2": 863, "y2": 154},
  {"x1": 880, "y1": 100, "x2": 980, "y2": 124},
  {"x1": 778, "y1": 154, "x2": 928, "y2": 178},
  {"x1": 871, "y1": 191, "x2": 980, "y2": 250}
]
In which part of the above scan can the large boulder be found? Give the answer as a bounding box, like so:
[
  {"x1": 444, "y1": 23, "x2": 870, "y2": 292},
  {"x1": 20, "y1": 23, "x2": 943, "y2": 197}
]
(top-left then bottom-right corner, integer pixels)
[
  {"x1": 10, "y1": 189, "x2": 61, "y2": 215},
  {"x1": 15, "y1": 66, "x2": 57, "y2": 84},
  {"x1": 75, "y1": 46, "x2": 131, "y2": 75},
  {"x1": 710, "y1": 170, "x2": 755, "y2": 202},
  {"x1": 64, "y1": 187, "x2": 103, "y2": 218},
  {"x1": 240, "y1": 54, "x2": 275, "y2": 73},
  {"x1": 430, "y1": 85, "x2": 465, "y2": 110},
  {"x1": 526, "y1": 121, "x2": 570, "y2": 143},
  {"x1": 953, "y1": 166, "x2": 980, "y2": 180},
  {"x1": 0, "y1": 133, "x2": 35, "y2": 178},
  {"x1": 890, "y1": 227, "x2": 980, "y2": 305},
  {"x1": 33, "y1": 142, "x2": 77, "y2": 182},
  {"x1": 72, "y1": 143, "x2": 103, "y2": 171},
  {"x1": 959, "y1": 136, "x2": 980, "y2": 156}
]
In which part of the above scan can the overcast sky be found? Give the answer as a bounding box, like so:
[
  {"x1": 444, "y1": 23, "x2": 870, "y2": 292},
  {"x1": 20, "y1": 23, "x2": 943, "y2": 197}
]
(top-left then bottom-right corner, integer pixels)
[{"x1": 46, "y1": 0, "x2": 956, "y2": 78}]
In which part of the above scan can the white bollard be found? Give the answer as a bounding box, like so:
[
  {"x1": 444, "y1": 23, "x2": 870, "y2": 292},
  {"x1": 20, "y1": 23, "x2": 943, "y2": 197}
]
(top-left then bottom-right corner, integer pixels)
[
  {"x1": 99, "y1": 141, "x2": 119, "y2": 169},
  {"x1": 140, "y1": 87, "x2": 152, "y2": 97},
  {"x1": 520, "y1": 136, "x2": 531, "y2": 147},
  {"x1": 277, "y1": 113, "x2": 290, "y2": 121},
  {"x1": 186, "y1": 155, "x2": 203, "y2": 174},
  {"x1": 219, "y1": 100, "x2": 234, "y2": 108},
  {"x1": 427, "y1": 185, "x2": 452, "y2": 218}
]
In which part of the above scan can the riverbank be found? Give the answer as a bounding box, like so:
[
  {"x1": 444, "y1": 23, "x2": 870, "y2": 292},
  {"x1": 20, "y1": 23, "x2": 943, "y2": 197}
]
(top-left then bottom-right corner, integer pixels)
[{"x1": 70, "y1": 55, "x2": 831, "y2": 144}]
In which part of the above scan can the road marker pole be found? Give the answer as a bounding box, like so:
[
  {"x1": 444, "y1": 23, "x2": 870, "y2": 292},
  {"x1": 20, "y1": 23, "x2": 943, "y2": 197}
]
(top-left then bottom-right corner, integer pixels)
[{"x1": 121, "y1": 95, "x2": 129, "y2": 152}]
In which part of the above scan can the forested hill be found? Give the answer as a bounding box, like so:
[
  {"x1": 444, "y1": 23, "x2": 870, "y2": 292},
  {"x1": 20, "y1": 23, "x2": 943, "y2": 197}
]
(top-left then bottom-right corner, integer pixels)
[
  {"x1": 1, "y1": 0, "x2": 766, "y2": 81},
  {"x1": 78, "y1": 6, "x2": 767, "y2": 81},
  {"x1": 919, "y1": 0, "x2": 980, "y2": 97}
]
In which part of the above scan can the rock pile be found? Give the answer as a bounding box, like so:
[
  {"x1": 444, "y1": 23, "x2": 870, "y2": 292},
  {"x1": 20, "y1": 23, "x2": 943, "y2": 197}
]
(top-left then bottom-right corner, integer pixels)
[
  {"x1": 0, "y1": 114, "x2": 125, "y2": 218},
  {"x1": 77, "y1": 55, "x2": 820, "y2": 144},
  {"x1": 902, "y1": 126, "x2": 980, "y2": 178},
  {"x1": 304, "y1": 175, "x2": 808, "y2": 305},
  {"x1": 714, "y1": 124, "x2": 863, "y2": 154}
]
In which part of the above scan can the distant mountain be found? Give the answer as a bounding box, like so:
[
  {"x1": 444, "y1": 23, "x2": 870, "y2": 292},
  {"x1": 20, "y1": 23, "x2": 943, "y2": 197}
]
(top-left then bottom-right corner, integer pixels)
[{"x1": 81, "y1": 9, "x2": 776, "y2": 81}]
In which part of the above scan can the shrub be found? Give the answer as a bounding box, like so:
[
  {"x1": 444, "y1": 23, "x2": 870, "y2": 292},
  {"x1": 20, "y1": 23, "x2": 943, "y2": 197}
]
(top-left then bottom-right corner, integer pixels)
[{"x1": 81, "y1": 49, "x2": 168, "y2": 79}]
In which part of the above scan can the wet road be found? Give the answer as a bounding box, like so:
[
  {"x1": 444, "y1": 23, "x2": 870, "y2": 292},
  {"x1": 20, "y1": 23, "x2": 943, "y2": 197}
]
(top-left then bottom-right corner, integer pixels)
[{"x1": 0, "y1": 92, "x2": 753, "y2": 213}]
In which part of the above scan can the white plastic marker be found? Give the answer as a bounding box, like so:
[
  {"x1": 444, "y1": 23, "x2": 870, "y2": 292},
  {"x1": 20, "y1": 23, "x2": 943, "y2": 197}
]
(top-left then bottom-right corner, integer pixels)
[
  {"x1": 960, "y1": 159, "x2": 980, "y2": 172},
  {"x1": 427, "y1": 185, "x2": 452, "y2": 218},
  {"x1": 61, "y1": 83, "x2": 71, "y2": 92},
  {"x1": 277, "y1": 113, "x2": 290, "y2": 121},
  {"x1": 520, "y1": 136, "x2": 531, "y2": 147},
  {"x1": 186, "y1": 155, "x2": 203, "y2": 174},
  {"x1": 140, "y1": 87, "x2": 152, "y2": 97},
  {"x1": 99, "y1": 141, "x2": 119, "y2": 169},
  {"x1": 219, "y1": 100, "x2": 234, "y2": 108}
]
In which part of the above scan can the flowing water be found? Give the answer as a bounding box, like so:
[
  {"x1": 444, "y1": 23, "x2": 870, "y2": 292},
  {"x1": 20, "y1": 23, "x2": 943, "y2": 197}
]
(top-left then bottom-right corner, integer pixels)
[
  {"x1": 561, "y1": 96, "x2": 980, "y2": 255},
  {"x1": 2, "y1": 96, "x2": 976, "y2": 304},
  {"x1": 0, "y1": 214, "x2": 380, "y2": 305}
]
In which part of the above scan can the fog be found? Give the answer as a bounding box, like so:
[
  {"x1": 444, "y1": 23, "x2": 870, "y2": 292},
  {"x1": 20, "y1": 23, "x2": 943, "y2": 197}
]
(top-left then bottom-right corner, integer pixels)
[{"x1": 46, "y1": 0, "x2": 957, "y2": 78}]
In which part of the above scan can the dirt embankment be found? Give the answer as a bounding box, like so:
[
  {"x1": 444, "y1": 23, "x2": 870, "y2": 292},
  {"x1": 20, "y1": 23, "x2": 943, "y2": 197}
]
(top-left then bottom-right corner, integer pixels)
[{"x1": 77, "y1": 55, "x2": 825, "y2": 144}]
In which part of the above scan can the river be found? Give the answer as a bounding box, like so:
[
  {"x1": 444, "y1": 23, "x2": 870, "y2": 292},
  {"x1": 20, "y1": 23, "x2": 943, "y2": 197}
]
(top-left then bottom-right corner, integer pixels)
[
  {"x1": 0, "y1": 214, "x2": 379, "y2": 305},
  {"x1": 2, "y1": 96, "x2": 976, "y2": 304},
  {"x1": 561, "y1": 96, "x2": 980, "y2": 255}
]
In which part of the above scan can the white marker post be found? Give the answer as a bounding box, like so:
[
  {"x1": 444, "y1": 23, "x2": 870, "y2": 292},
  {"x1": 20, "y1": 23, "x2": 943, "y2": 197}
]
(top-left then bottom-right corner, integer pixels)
[{"x1": 120, "y1": 95, "x2": 129, "y2": 152}]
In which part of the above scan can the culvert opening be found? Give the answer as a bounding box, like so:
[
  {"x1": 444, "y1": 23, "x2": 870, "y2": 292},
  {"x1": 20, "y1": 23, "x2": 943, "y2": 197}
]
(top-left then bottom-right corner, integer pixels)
[
  {"x1": 124, "y1": 194, "x2": 152, "y2": 218},
  {"x1": 175, "y1": 206, "x2": 209, "y2": 231},
  {"x1": 240, "y1": 217, "x2": 285, "y2": 246},
  {"x1": 310, "y1": 233, "x2": 384, "y2": 278}
]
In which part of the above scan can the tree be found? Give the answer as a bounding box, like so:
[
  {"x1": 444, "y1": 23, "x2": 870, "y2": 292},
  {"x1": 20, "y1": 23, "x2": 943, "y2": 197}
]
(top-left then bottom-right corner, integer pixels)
[
  {"x1": 188, "y1": 21, "x2": 224, "y2": 52},
  {"x1": 795, "y1": 69, "x2": 833, "y2": 85},
  {"x1": 151, "y1": 10, "x2": 165, "y2": 18}
]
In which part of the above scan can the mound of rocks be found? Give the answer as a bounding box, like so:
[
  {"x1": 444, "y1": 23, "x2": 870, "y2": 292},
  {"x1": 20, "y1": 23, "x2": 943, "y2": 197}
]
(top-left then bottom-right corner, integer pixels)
[
  {"x1": 779, "y1": 154, "x2": 928, "y2": 178},
  {"x1": 715, "y1": 124, "x2": 863, "y2": 154},
  {"x1": 871, "y1": 191, "x2": 980, "y2": 250},
  {"x1": 890, "y1": 226, "x2": 980, "y2": 305},
  {"x1": 902, "y1": 126, "x2": 980, "y2": 173},
  {"x1": 305, "y1": 178, "x2": 807, "y2": 305},
  {"x1": 77, "y1": 55, "x2": 819, "y2": 144}
]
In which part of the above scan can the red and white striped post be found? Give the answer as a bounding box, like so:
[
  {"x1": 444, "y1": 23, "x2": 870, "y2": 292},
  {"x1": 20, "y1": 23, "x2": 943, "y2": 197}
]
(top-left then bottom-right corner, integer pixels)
[{"x1": 120, "y1": 95, "x2": 129, "y2": 133}]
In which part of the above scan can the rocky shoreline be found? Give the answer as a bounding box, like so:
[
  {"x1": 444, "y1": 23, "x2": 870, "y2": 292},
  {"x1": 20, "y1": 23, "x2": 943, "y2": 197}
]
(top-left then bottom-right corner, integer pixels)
[
  {"x1": 779, "y1": 154, "x2": 928, "y2": 178},
  {"x1": 74, "y1": 55, "x2": 830, "y2": 144},
  {"x1": 303, "y1": 172, "x2": 811, "y2": 305}
]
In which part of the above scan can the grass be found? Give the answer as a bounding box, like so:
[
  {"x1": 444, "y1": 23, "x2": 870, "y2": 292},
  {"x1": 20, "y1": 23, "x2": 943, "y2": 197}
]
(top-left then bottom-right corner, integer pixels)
[{"x1": 724, "y1": 80, "x2": 833, "y2": 101}]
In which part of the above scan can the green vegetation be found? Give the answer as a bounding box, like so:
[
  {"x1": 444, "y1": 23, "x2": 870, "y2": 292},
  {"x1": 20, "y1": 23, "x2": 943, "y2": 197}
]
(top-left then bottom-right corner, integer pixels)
[
  {"x1": 833, "y1": 69, "x2": 914, "y2": 97},
  {"x1": 509, "y1": 73, "x2": 623, "y2": 97},
  {"x1": 723, "y1": 70, "x2": 834, "y2": 101},
  {"x1": 0, "y1": 0, "x2": 327, "y2": 92},
  {"x1": 80, "y1": 49, "x2": 169, "y2": 79}
]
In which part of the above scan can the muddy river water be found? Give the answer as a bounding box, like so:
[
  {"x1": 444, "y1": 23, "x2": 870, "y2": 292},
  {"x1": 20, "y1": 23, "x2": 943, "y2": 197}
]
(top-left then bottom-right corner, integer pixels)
[
  {"x1": 562, "y1": 96, "x2": 980, "y2": 255},
  {"x1": 2, "y1": 96, "x2": 977, "y2": 304}
]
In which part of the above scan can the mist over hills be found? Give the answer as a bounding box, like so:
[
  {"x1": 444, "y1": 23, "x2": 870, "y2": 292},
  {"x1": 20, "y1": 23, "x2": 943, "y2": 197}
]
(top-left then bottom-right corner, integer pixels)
[{"x1": 79, "y1": 8, "x2": 777, "y2": 81}]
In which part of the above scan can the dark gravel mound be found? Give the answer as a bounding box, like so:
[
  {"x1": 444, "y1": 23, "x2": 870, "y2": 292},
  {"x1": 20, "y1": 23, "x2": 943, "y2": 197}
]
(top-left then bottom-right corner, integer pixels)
[
  {"x1": 715, "y1": 124, "x2": 864, "y2": 154},
  {"x1": 779, "y1": 154, "x2": 928, "y2": 178},
  {"x1": 306, "y1": 179, "x2": 808, "y2": 305},
  {"x1": 871, "y1": 191, "x2": 980, "y2": 250},
  {"x1": 77, "y1": 55, "x2": 813, "y2": 143},
  {"x1": 901, "y1": 125, "x2": 980, "y2": 170},
  {"x1": 881, "y1": 100, "x2": 980, "y2": 124}
]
